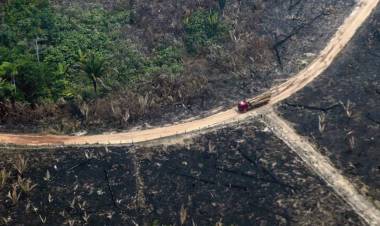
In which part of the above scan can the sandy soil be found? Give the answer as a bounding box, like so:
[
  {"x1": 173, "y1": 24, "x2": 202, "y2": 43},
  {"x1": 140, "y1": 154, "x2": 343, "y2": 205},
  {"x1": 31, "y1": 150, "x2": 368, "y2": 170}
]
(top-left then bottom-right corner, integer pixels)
[{"x1": 0, "y1": 0, "x2": 378, "y2": 146}]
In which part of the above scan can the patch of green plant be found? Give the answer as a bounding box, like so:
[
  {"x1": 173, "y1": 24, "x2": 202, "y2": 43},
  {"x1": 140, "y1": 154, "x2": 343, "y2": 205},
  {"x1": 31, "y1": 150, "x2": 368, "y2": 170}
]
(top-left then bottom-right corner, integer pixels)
[
  {"x1": 148, "y1": 45, "x2": 184, "y2": 75},
  {"x1": 111, "y1": 43, "x2": 184, "y2": 87},
  {"x1": 0, "y1": 0, "x2": 66, "y2": 103},
  {"x1": 0, "y1": 0, "x2": 185, "y2": 106},
  {"x1": 183, "y1": 9, "x2": 229, "y2": 54}
]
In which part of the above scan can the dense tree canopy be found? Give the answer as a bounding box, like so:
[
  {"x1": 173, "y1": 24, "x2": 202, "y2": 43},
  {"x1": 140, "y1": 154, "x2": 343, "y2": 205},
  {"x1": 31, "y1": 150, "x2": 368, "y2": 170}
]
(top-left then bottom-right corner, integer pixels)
[{"x1": 0, "y1": 0, "x2": 188, "y2": 104}]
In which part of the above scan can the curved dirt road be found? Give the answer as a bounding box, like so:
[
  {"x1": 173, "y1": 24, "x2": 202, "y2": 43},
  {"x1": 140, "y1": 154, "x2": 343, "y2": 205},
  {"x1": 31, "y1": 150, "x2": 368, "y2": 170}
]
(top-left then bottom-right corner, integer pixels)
[{"x1": 0, "y1": 0, "x2": 379, "y2": 146}]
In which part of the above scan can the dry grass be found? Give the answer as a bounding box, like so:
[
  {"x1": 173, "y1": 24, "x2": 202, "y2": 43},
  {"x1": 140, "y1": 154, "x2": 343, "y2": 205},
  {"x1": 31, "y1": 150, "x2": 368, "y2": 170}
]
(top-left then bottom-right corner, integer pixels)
[
  {"x1": 0, "y1": 68, "x2": 209, "y2": 133},
  {"x1": 0, "y1": 169, "x2": 10, "y2": 189}
]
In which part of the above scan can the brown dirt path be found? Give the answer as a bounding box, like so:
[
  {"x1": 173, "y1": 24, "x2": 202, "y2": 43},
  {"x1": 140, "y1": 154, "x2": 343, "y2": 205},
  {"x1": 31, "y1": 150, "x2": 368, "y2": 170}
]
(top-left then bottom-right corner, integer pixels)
[
  {"x1": 260, "y1": 110, "x2": 380, "y2": 226},
  {"x1": 0, "y1": 0, "x2": 379, "y2": 146}
]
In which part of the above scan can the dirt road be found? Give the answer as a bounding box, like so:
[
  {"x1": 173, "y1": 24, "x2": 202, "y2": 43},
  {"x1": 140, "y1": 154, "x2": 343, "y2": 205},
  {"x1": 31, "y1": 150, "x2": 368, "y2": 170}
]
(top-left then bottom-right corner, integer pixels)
[
  {"x1": 0, "y1": 0, "x2": 379, "y2": 146},
  {"x1": 261, "y1": 111, "x2": 380, "y2": 226}
]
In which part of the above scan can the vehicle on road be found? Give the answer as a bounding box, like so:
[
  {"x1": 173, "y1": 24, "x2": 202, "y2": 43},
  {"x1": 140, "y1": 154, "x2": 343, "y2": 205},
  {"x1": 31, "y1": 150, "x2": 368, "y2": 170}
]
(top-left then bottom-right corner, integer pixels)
[{"x1": 237, "y1": 93, "x2": 271, "y2": 113}]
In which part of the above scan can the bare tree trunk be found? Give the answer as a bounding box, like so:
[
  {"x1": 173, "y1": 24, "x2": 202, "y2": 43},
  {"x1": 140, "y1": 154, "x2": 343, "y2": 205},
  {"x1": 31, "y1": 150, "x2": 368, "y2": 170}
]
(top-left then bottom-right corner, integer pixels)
[
  {"x1": 92, "y1": 75, "x2": 97, "y2": 94},
  {"x1": 11, "y1": 73, "x2": 16, "y2": 96},
  {"x1": 35, "y1": 37, "x2": 40, "y2": 63}
]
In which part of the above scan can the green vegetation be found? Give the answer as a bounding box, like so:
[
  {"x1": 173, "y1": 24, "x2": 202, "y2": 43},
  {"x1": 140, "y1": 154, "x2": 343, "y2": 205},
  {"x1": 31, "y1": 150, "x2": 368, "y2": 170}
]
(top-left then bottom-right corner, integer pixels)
[
  {"x1": 78, "y1": 51, "x2": 108, "y2": 94},
  {"x1": 0, "y1": 0, "x2": 184, "y2": 104},
  {"x1": 184, "y1": 10, "x2": 229, "y2": 54},
  {"x1": 0, "y1": 0, "x2": 231, "y2": 131},
  {"x1": 0, "y1": 0, "x2": 65, "y2": 103}
]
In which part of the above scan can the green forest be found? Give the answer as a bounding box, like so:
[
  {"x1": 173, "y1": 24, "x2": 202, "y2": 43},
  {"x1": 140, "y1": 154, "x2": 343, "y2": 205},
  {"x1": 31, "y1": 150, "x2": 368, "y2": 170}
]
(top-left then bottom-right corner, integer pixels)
[{"x1": 0, "y1": 0, "x2": 228, "y2": 105}]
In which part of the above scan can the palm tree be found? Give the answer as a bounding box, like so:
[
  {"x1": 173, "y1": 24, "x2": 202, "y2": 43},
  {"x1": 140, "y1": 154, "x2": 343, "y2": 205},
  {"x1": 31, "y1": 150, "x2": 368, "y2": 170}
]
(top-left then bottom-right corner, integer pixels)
[{"x1": 79, "y1": 51, "x2": 107, "y2": 94}]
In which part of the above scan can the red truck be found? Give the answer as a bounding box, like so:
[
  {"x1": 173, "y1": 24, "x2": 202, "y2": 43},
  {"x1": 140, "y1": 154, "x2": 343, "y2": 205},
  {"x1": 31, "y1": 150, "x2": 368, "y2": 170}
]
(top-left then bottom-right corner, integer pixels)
[{"x1": 237, "y1": 93, "x2": 271, "y2": 113}]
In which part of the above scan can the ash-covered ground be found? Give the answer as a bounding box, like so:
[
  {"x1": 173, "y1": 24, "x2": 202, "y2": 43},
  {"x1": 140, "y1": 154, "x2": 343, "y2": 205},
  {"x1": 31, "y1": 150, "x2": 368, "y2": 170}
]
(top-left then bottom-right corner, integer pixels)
[
  {"x1": 0, "y1": 121, "x2": 364, "y2": 225},
  {"x1": 278, "y1": 6, "x2": 380, "y2": 205}
]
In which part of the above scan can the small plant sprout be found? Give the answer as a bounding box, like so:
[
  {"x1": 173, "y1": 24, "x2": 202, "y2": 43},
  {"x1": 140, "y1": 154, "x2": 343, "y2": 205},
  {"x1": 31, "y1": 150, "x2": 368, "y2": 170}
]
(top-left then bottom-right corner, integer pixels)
[
  {"x1": 39, "y1": 215, "x2": 47, "y2": 224},
  {"x1": 215, "y1": 218, "x2": 223, "y2": 226},
  {"x1": 83, "y1": 211, "x2": 90, "y2": 223},
  {"x1": 43, "y1": 170, "x2": 51, "y2": 181},
  {"x1": 340, "y1": 100, "x2": 353, "y2": 118},
  {"x1": 13, "y1": 154, "x2": 28, "y2": 175},
  {"x1": 208, "y1": 141, "x2": 216, "y2": 153},
  {"x1": 105, "y1": 145, "x2": 110, "y2": 153},
  {"x1": 69, "y1": 197, "x2": 76, "y2": 209},
  {"x1": 180, "y1": 204, "x2": 188, "y2": 225},
  {"x1": 7, "y1": 184, "x2": 20, "y2": 205},
  {"x1": 0, "y1": 169, "x2": 10, "y2": 189},
  {"x1": 17, "y1": 176, "x2": 37, "y2": 194},
  {"x1": 59, "y1": 210, "x2": 66, "y2": 217},
  {"x1": 318, "y1": 113, "x2": 327, "y2": 133},
  {"x1": 32, "y1": 205, "x2": 39, "y2": 213},
  {"x1": 48, "y1": 193, "x2": 53, "y2": 203},
  {"x1": 106, "y1": 212, "x2": 113, "y2": 220},
  {"x1": 25, "y1": 201, "x2": 31, "y2": 212},
  {"x1": 65, "y1": 219, "x2": 75, "y2": 226},
  {"x1": 1, "y1": 216, "x2": 12, "y2": 225},
  {"x1": 346, "y1": 130, "x2": 356, "y2": 150},
  {"x1": 78, "y1": 200, "x2": 87, "y2": 210},
  {"x1": 348, "y1": 135, "x2": 356, "y2": 150}
]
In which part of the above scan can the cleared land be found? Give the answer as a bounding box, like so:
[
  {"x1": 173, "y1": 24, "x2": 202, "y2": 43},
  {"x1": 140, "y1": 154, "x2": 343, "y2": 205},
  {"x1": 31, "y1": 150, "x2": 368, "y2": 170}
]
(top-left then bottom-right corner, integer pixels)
[
  {"x1": 0, "y1": 122, "x2": 366, "y2": 225},
  {"x1": 261, "y1": 111, "x2": 380, "y2": 226},
  {"x1": 278, "y1": 5, "x2": 380, "y2": 206}
]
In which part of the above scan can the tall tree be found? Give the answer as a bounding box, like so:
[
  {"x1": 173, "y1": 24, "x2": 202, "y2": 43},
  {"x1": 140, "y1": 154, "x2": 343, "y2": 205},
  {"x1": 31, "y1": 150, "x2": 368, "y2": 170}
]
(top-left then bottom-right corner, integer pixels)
[{"x1": 79, "y1": 51, "x2": 107, "y2": 94}]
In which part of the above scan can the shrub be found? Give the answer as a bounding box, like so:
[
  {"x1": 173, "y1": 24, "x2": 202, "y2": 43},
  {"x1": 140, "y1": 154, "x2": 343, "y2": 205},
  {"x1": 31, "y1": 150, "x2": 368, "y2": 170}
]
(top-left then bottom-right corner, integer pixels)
[{"x1": 183, "y1": 10, "x2": 229, "y2": 54}]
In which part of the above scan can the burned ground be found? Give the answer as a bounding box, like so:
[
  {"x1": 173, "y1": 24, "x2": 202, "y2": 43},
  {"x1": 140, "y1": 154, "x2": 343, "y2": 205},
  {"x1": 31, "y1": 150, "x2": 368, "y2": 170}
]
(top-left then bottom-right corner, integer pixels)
[
  {"x1": 0, "y1": 121, "x2": 364, "y2": 225},
  {"x1": 277, "y1": 6, "x2": 380, "y2": 205}
]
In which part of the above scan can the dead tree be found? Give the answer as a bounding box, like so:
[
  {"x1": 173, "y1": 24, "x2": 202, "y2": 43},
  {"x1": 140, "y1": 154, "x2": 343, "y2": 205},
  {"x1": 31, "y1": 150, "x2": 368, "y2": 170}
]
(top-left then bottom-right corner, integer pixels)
[{"x1": 272, "y1": 10, "x2": 328, "y2": 67}]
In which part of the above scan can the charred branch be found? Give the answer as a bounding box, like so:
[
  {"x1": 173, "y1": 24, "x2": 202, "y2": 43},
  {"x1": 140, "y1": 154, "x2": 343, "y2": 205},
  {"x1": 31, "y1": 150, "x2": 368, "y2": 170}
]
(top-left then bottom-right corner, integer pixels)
[
  {"x1": 104, "y1": 169, "x2": 118, "y2": 209},
  {"x1": 367, "y1": 50, "x2": 380, "y2": 58},
  {"x1": 273, "y1": 11, "x2": 327, "y2": 67},
  {"x1": 67, "y1": 159, "x2": 91, "y2": 172},
  {"x1": 366, "y1": 113, "x2": 380, "y2": 125},
  {"x1": 283, "y1": 101, "x2": 340, "y2": 112},
  {"x1": 289, "y1": 0, "x2": 303, "y2": 11},
  {"x1": 216, "y1": 167, "x2": 297, "y2": 192},
  {"x1": 236, "y1": 148, "x2": 296, "y2": 192},
  {"x1": 173, "y1": 172, "x2": 249, "y2": 191}
]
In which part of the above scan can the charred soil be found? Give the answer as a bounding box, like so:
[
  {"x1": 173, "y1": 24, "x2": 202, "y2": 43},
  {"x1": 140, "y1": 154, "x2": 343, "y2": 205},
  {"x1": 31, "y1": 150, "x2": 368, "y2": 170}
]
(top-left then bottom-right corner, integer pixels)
[
  {"x1": 0, "y1": 121, "x2": 365, "y2": 225},
  {"x1": 278, "y1": 6, "x2": 380, "y2": 205}
]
